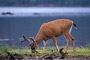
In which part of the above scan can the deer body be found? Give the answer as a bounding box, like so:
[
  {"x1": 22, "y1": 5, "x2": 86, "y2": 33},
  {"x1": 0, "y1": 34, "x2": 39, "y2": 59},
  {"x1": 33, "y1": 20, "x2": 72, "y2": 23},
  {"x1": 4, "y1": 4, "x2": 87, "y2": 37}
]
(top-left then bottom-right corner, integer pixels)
[
  {"x1": 35, "y1": 19, "x2": 72, "y2": 41},
  {"x1": 34, "y1": 19, "x2": 76, "y2": 53},
  {"x1": 21, "y1": 19, "x2": 76, "y2": 53}
]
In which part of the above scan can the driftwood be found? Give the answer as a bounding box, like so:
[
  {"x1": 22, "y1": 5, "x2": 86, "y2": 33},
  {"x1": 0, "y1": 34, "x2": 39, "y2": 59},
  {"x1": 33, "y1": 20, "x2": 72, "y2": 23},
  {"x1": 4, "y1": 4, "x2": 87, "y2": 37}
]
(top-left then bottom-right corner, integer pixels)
[
  {"x1": 0, "y1": 52, "x2": 90, "y2": 60},
  {"x1": 5, "y1": 49, "x2": 67, "y2": 60},
  {"x1": 41, "y1": 48, "x2": 68, "y2": 59},
  {"x1": 59, "y1": 48, "x2": 68, "y2": 59}
]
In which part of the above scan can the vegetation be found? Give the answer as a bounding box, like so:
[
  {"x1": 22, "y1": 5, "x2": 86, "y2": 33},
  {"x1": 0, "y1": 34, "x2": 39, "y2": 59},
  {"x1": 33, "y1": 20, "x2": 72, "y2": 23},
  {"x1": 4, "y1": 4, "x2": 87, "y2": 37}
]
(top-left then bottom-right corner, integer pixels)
[
  {"x1": 88, "y1": 44, "x2": 90, "y2": 50},
  {"x1": 0, "y1": 0, "x2": 90, "y2": 7},
  {"x1": 0, "y1": 46, "x2": 90, "y2": 56},
  {"x1": 0, "y1": 45, "x2": 11, "y2": 54}
]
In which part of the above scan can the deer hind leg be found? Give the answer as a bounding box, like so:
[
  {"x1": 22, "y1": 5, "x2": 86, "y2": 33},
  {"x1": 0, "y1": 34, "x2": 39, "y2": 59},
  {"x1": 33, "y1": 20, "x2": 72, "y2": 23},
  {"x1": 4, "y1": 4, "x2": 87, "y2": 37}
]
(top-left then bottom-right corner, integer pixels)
[
  {"x1": 42, "y1": 40, "x2": 47, "y2": 53},
  {"x1": 69, "y1": 25, "x2": 75, "y2": 52},
  {"x1": 64, "y1": 33, "x2": 70, "y2": 53},
  {"x1": 69, "y1": 34, "x2": 75, "y2": 52},
  {"x1": 52, "y1": 36, "x2": 59, "y2": 52}
]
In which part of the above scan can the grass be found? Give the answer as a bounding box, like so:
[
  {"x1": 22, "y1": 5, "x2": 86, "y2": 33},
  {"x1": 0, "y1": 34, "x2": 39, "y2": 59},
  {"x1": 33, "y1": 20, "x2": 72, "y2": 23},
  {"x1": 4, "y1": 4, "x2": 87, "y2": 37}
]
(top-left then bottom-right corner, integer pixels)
[
  {"x1": 0, "y1": 46, "x2": 90, "y2": 56},
  {"x1": 87, "y1": 44, "x2": 90, "y2": 49},
  {"x1": 67, "y1": 47, "x2": 90, "y2": 55},
  {"x1": 0, "y1": 45, "x2": 11, "y2": 54}
]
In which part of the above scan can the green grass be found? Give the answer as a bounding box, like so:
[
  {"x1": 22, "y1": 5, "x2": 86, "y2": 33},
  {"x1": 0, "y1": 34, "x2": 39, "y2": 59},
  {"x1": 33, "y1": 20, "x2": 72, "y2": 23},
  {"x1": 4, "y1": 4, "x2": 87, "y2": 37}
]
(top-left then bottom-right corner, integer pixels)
[
  {"x1": 0, "y1": 45, "x2": 11, "y2": 54},
  {"x1": 87, "y1": 44, "x2": 90, "y2": 49},
  {"x1": 67, "y1": 47, "x2": 90, "y2": 55},
  {"x1": 10, "y1": 49, "x2": 31, "y2": 55},
  {"x1": 0, "y1": 46, "x2": 90, "y2": 56}
]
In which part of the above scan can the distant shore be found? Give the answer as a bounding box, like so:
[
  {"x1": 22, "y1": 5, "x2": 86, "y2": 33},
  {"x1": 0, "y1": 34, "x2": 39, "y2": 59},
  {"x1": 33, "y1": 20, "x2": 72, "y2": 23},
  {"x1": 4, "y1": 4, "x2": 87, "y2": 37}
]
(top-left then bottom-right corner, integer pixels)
[{"x1": 0, "y1": 7, "x2": 90, "y2": 17}]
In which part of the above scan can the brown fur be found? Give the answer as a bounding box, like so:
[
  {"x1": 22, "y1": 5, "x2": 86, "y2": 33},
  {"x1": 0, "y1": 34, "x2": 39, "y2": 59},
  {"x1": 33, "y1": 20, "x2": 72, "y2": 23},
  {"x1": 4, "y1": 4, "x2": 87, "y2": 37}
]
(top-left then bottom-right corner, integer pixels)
[
  {"x1": 35, "y1": 19, "x2": 72, "y2": 43},
  {"x1": 33, "y1": 19, "x2": 76, "y2": 53},
  {"x1": 21, "y1": 19, "x2": 76, "y2": 53}
]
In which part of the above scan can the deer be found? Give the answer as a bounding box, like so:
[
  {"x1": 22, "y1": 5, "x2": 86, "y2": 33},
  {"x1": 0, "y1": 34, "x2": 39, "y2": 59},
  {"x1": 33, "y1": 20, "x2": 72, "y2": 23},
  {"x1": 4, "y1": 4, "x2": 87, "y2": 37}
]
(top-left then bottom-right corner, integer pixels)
[{"x1": 21, "y1": 19, "x2": 77, "y2": 53}]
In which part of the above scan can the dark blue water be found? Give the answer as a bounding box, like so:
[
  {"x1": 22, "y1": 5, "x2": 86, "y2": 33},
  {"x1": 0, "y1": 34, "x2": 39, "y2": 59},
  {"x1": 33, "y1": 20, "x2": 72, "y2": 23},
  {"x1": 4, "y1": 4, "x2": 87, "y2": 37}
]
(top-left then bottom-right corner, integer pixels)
[{"x1": 0, "y1": 16, "x2": 90, "y2": 47}]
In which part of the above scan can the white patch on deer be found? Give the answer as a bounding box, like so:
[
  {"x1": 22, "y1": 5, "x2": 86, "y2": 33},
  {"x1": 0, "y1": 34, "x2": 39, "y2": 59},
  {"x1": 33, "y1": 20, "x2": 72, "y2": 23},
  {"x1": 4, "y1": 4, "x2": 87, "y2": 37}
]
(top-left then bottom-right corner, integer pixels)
[{"x1": 69, "y1": 25, "x2": 72, "y2": 34}]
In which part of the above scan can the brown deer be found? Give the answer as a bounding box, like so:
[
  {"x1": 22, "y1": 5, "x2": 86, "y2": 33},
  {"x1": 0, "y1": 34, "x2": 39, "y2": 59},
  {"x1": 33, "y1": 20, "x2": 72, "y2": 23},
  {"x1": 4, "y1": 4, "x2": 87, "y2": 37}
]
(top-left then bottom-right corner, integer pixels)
[{"x1": 21, "y1": 19, "x2": 76, "y2": 53}]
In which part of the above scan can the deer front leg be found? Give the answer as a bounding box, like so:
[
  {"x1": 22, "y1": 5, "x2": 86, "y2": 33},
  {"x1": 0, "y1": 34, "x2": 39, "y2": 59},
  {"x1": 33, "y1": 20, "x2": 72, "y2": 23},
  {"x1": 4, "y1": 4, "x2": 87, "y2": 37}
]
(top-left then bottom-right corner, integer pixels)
[
  {"x1": 52, "y1": 36, "x2": 59, "y2": 52},
  {"x1": 42, "y1": 40, "x2": 47, "y2": 53}
]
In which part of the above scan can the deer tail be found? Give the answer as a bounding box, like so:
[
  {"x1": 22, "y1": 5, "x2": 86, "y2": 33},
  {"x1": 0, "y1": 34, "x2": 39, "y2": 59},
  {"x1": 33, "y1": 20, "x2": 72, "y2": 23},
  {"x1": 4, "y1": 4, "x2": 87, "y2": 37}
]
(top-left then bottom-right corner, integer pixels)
[{"x1": 73, "y1": 22, "x2": 77, "y2": 29}]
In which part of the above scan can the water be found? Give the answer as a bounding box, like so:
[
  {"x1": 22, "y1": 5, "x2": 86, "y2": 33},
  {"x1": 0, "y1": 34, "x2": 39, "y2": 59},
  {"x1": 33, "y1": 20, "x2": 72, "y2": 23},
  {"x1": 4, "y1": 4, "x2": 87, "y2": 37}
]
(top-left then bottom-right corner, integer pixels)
[{"x1": 0, "y1": 7, "x2": 90, "y2": 47}]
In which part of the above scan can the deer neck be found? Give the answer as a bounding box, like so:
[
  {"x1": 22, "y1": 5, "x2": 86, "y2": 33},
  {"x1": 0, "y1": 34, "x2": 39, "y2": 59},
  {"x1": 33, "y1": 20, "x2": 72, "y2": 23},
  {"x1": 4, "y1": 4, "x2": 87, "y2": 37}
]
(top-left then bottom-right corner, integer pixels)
[
  {"x1": 35, "y1": 35, "x2": 43, "y2": 45},
  {"x1": 36, "y1": 38, "x2": 43, "y2": 45}
]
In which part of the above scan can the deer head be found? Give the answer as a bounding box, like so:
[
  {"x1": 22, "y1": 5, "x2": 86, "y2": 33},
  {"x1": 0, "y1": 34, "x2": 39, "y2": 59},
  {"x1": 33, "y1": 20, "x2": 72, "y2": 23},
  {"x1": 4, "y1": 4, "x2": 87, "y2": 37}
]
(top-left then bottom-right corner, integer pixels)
[
  {"x1": 20, "y1": 35, "x2": 38, "y2": 53},
  {"x1": 29, "y1": 37, "x2": 38, "y2": 53}
]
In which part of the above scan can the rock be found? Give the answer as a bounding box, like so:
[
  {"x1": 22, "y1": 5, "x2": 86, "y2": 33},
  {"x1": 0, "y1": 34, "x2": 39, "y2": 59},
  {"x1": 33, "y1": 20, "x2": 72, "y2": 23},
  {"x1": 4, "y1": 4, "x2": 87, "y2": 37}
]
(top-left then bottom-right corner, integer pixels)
[{"x1": 1, "y1": 12, "x2": 14, "y2": 15}]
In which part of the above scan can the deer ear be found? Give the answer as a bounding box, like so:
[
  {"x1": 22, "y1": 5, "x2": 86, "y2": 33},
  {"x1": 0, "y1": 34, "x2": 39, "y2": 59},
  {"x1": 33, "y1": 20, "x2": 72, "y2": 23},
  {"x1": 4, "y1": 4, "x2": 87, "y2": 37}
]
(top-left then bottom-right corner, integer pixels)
[{"x1": 30, "y1": 37, "x2": 35, "y2": 42}]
